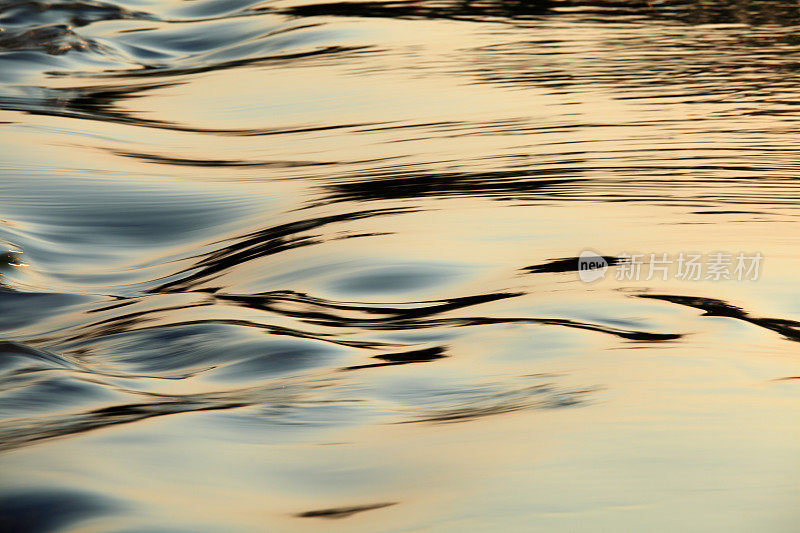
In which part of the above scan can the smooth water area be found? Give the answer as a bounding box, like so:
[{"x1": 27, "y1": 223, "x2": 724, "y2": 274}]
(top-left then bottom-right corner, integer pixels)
[{"x1": 0, "y1": 0, "x2": 799, "y2": 531}]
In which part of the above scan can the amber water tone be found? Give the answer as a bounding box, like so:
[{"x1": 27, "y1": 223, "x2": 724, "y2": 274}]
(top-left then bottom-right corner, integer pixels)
[{"x1": 0, "y1": 0, "x2": 799, "y2": 531}]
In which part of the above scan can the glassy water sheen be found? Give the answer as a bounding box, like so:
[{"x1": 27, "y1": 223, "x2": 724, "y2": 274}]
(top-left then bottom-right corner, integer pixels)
[{"x1": 0, "y1": 0, "x2": 799, "y2": 531}]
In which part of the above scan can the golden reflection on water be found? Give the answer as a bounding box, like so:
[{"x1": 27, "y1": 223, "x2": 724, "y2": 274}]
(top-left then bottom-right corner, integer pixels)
[{"x1": 1, "y1": 0, "x2": 799, "y2": 530}]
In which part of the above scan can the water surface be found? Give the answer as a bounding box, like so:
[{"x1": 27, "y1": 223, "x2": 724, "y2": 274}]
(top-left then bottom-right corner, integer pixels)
[{"x1": 1, "y1": 0, "x2": 799, "y2": 531}]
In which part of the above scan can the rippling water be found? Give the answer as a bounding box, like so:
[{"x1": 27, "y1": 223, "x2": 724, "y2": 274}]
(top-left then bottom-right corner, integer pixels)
[{"x1": 1, "y1": 0, "x2": 799, "y2": 530}]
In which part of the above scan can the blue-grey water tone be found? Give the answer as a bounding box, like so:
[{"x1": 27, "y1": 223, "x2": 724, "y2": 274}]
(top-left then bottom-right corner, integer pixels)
[{"x1": 1, "y1": 0, "x2": 799, "y2": 531}]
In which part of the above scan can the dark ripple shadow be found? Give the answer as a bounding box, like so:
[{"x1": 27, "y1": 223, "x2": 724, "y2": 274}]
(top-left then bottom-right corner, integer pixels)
[
  {"x1": 0, "y1": 0, "x2": 152, "y2": 57},
  {"x1": 0, "y1": 340, "x2": 75, "y2": 371},
  {"x1": 280, "y1": 0, "x2": 552, "y2": 23},
  {"x1": 0, "y1": 1, "x2": 154, "y2": 29},
  {"x1": 110, "y1": 148, "x2": 398, "y2": 172},
  {"x1": 0, "y1": 365, "x2": 600, "y2": 449},
  {"x1": 279, "y1": 0, "x2": 800, "y2": 26},
  {"x1": 0, "y1": 280, "x2": 666, "y2": 449},
  {"x1": 0, "y1": 0, "x2": 369, "y2": 78},
  {"x1": 0, "y1": 2, "x2": 153, "y2": 63},
  {"x1": 24, "y1": 292, "x2": 524, "y2": 378},
  {"x1": 148, "y1": 208, "x2": 414, "y2": 293},
  {"x1": 0, "y1": 79, "x2": 374, "y2": 135},
  {"x1": 113, "y1": 149, "x2": 339, "y2": 168},
  {"x1": 524, "y1": 255, "x2": 623, "y2": 274},
  {"x1": 31, "y1": 286, "x2": 679, "y2": 390},
  {"x1": 47, "y1": 292, "x2": 516, "y2": 372},
  {"x1": 0, "y1": 488, "x2": 120, "y2": 533},
  {"x1": 400, "y1": 381, "x2": 596, "y2": 424},
  {"x1": 217, "y1": 289, "x2": 681, "y2": 340},
  {"x1": 318, "y1": 168, "x2": 583, "y2": 203},
  {"x1": 341, "y1": 346, "x2": 447, "y2": 370},
  {"x1": 638, "y1": 294, "x2": 800, "y2": 343},
  {"x1": 0, "y1": 24, "x2": 97, "y2": 55},
  {"x1": 66, "y1": 315, "x2": 392, "y2": 353},
  {"x1": 216, "y1": 290, "x2": 520, "y2": 323},
  {"x1": 95, "y1": 44, "x2": 372, "y2": 80},
  {"x1": 0, "y1": 380, "x2": 311, "y2": 452},
  {"x1": 0, "y1": 398, "x2": 245, "y2": 452},
  {"x1": 296, "y1": 502, "x2": 397, "y2": 519}
]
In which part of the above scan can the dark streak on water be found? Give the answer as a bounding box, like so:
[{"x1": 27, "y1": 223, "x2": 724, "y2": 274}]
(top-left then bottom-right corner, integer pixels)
[
  {"x1": 0, "y1": 0, "x2": 799, "y2": 531},
  {"x1": 296, "y1": 502, "x2": 397, "y2": 519}
]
